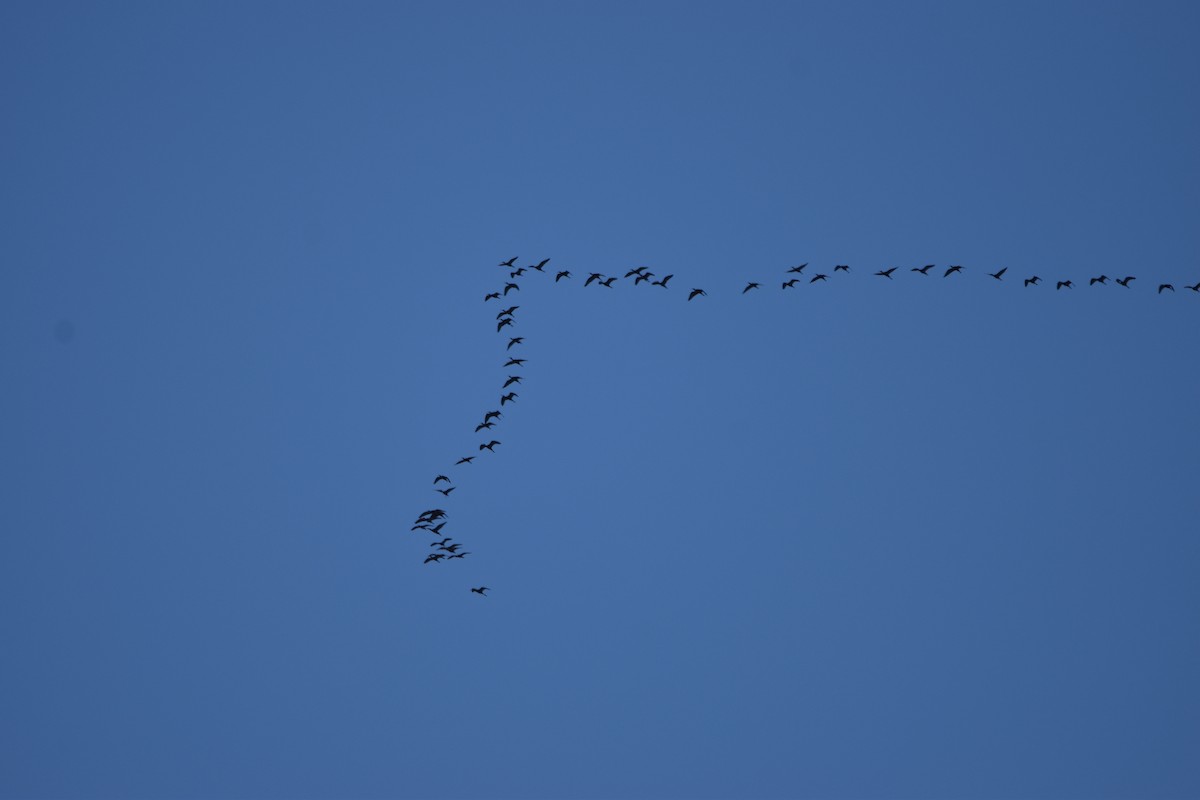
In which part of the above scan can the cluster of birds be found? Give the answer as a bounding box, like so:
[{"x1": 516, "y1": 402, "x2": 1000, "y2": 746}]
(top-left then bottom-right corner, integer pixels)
[{"x1": 415, "y1": 255, "x2": 1198, "y2": 597}]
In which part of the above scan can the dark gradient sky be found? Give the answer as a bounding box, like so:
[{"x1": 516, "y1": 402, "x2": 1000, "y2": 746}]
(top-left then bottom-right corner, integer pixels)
[{"x1": 2, "y1": 2, "x2": 1199, "y2": 798}]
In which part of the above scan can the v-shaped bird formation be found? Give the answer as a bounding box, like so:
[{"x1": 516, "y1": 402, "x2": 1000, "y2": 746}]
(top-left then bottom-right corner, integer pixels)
[{"x1": 415, "y1": 256, "x2": 1198, "y2": 597}]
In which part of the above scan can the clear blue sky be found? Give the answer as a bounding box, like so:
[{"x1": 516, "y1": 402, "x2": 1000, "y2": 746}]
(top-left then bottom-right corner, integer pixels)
[{"x1": 2, "y1": 2, "x2": 1198, "y2": 797}]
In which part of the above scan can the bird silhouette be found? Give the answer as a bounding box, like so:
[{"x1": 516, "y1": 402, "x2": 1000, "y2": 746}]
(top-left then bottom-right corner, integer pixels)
[
  {"x1": 456, "y1": 456, "x2": 475, "y2": 465},
  {"x1": 474, "y1": 421, "x2": 495, "y2": 432},
  {"x1": 634, "y1": 272, "x2": 654, "y2": 285},
  {"x1": 912, "y1": 264, "x2": 935, "y2": 275},
  {"x1": 1116, "y1": 276, "x2": 1135, "y2": 287},
  {"x1": 1090, "y1": 275, "x2": 1109, "y2": 286},
  {"x1": 484, "y1": 292, "x2": 500, "y2": 301},
  {"x1": 479, "y1": 440, "x2": 500, "y2": 452},
  {"x1": 555, "y1": 270, "x2": 571, "y2": 282},
  {"x1": 944, "y1": 265, "x2": 963, "y2": 277},
  {"x1": 530, "y1": 258, "x2": 550, "y2": 271},
  {"x1": 434, "y1": 475, "x2": 450, "y2": 484},
  {"x1": 834, "y1": 265, "x2": 850, "y2": 272},
  {"x1": 439, "y1": 543, "x2": 463, "y2": 553},
  {"x1": 509, "y1": 268, "x2": 525, "y2": 278},
  {"x1": 624, "y1": 267, "x2": 648, "y2": 278},
  {"x1": 497, "y1": 318, "x2": 514, "y2": 332},
  {"x1": 1025, "y1": 276, "x2": 1041, "y2": 286},
  {"x1": 436, "y1": 487, "x2": 455, "y2": 496},
  {"x1": 483, "y1": 410, "x2": 502, "y2": 423},
  {"x1": 688, "y1": 288, "x2": 707, "y2": 301},
  {"x1": 787, "y1": 264, "x2": 808, "y2": 274},
  {"x1": 507, "y1": 337, "x2": 523, "y2": 350},
  {"x1": 504, "y1": 358, "x2": 526, "y2": 367},
  {"x1": 1159, "y1": 284, "x2": 1175, "y2": 293},
  {"x1": 989, "y1": 267, "x2": 1007, "y2": 280},
  {"x1": 600, "y1": 276, "x2": 618, "y2": 288},
  {"x1": 810, "y1": 274, "x2": 827, "y2": 283},
  {"x1": 431, "y1": 537, "x2": 452, "y2": 547},
  {"x1": 782, "y1": 279, "x2": 799, "y2": 289},
  {"x1": 503, "y1": 282, "x2": 519, "y2": 295},
  {"x1": 1057, "y1": 280, "x2": 1073, "y2": 290},
  {"x1": 499, "y1": 257, "x2": 517, "y2": 267},
  {"x1": 651, "y1": 274, "x2": 674, "y2": 288},
  {"x1": 471, "y1": 587, "x2": 489, "y2": 596},
  {"x1": 428, "y1": 522, "x2": 446, "y2": 535},
  {"x1": 585, "y1": 273, "x2": 603, "y2": 286},
  {"x1": 503, "y1": 375, "x2": 522, "y2": 388},
  {"x1": 424, "y1": 553, "x2": 446, "y2": 564},
  {"x1": 447, "y1": 552, "x2": 471, "y2": 560},
  {"x1": 1186, "y1": 282, "x2": 1200, "y2": 292},
  {"x1": 743, "y1": 282, "x2": 760, "y2": 293},
  {"x1": 500, "y1": 392, "x2": 518, "y2": 405},
  {"x1": 497, "y1": 306, "x2": 518, "y2": 318},
  {"x1": 875, "y1": 268, "x2": 897, "y2": 279}
]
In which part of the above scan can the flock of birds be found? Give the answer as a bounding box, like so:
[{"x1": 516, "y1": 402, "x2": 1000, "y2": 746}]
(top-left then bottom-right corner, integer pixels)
[{"x1": 415, "y1": 256, "x2": 1198, "y2": 597}]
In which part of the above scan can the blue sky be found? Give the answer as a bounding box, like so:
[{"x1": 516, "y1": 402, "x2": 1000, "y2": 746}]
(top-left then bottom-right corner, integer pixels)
[{"x1": 2, "y1": 2, "x2": 1199, "y2": 797}]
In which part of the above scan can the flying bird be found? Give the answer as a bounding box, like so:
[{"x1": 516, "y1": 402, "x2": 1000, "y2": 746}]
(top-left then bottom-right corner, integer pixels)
[
  {"x1": 743, "y1": 282, "x2": 760, "y2": 293},
  {"x1": 497, "y1": 306, "x2": 518, "y2": 318},
  {"x1": 634, "y1": 272, "x2": 654, "y2": 285},
  {"x1": 1115, "y1": 276, "x2": 1135, "y2": 287},
  {"x1": 483, "y1": 410, "x2": 502, "y2": 423},
  {"x1": 944, "y1": 265, "x2": 963, "y2": 277},
  {"x1": 912, "y1": 265, "x2": 935, "y2": 274},
  {"x1": 1025, "y1": 276, "x2": 1041, "y2": 286},
  {"x1": 787, "y1": 264, "x2": 808, "y2": 274},
  {"x1": 503, "y1": 375, "x2": 523, "y2": 388},
  {"x1": 431, "y1": 537, "x2": 452, "y2": 547},
  {"x1": 600, "y1": 276, "x2": 618, "y2": 288},
  {"x1": 471, "y1": 587, "x2": 489, "y2": 596},
  {"x1": 474, "y1": 421, "x2": 494, "y2": 432},
  {"x1": 530, "y1": 258, "x2": 550, "y2": 271},
  {"x1": 585, "y1": 273, "x2": 603, "y2": 286},
  {"x1": 479, "y1": 440, "x2": 500, "y2": 452},
  {"x1": 651, "y1": 274, "x2": 674, "y2": 288},
  {"x1": 1089, "y1": 275, "x2": 1109, "y2": 286},
  {"x1": 424, "y1": 553, "x2": 446, "y2": 564},
  {"x1": 810, "y1": 274, "x2": 827, "y2": 283},
  {"x1": 782, "y1": 279, "x2": 799, "y2": 289},
  {"x1": 1159, "y1": 284, "x2": 1175, "y2": 293},
  {"x1": 1057, "y1": 280, "x2": 1073, "y2": 290},
  {"x1": 688, "y1": 288, "x2": 707, "y2": 301},
  {"x1": 1186, "y1": 282, "x2": 1200, "y2": 292},
  {"x1": 484, "y1": 292, "x2": 500, "y2": 301},
  {"x1": 834, "y1": 265, "x2": 850, "y2": 272},
  {"x1": 503, "y1": 282, "x2": 519, "y2": 295},
  {"x1": 436, "y1": 487, "x2": 455, "y2": 496},
  {"x1": 989, "y1": 267, "x2": 1007, "y2": 280},
  {"x1": 499, "y1": 257, "x2": 517, "y2": 267},
  {"x1": 500, "y1": 392, "x2": 518, "y2": 405},
  {"x1": 555, "y1": 270, "x2": 571, "y2": 282},
  {"x1": 624, "y1": 267, "x2": 648, "y2": 278},
  {"x1": 504, "y1": 358, "x2": 526, "y2": 367},
  {"x1": 456, "y1": 456, "x2": 475, "y2": 465},
  {"x1": 433, "y1": 475, "x2": 450, "y2": 484},
  {"x1": 875, "y1": 268, "x2": 897, "y2": 279},
  {"x1": 497, "y1": 318, "x2": 514, "y2": 332},
  {"x1": 507, "y1": 337, "x2": 523, "y2": 350},
  {"x1": 509, "y1": 268, "x2": 525, "y2": 278},
  {"x1": 447, "y1": 552, "x2": 471, "y2": 560}
]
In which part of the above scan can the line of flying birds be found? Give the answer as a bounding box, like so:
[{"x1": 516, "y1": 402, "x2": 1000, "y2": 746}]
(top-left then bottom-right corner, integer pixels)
[{"x1": 416, "y1": 256, "x2": 1198, "y2": 598}]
